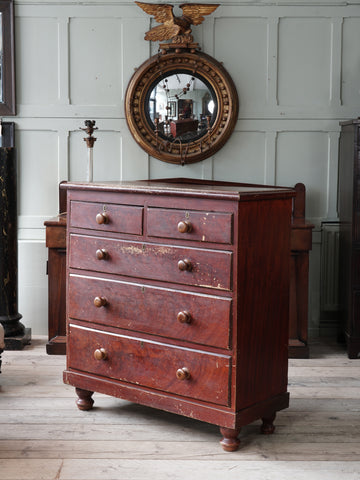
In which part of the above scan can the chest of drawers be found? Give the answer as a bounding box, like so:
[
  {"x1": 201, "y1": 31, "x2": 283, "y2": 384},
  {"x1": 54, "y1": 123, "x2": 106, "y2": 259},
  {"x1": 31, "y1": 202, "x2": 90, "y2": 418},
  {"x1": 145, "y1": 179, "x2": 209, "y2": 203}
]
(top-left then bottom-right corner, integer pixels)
[{"x1": 63, "y1": 179, "x2": 295, "y2": 451}]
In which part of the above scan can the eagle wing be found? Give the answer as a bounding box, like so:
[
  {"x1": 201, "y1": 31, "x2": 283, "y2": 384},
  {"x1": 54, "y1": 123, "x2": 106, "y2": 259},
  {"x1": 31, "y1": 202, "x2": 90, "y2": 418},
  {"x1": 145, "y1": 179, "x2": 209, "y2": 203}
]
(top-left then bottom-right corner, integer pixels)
[
  {"x1": 135, "y1": 2, "x2": 175, "y2": 25},
  {"x1": 136, "y1": 2, "x2": 180, "y2": 41},
  {"x1": 179, "y1": 3, "x2": 219, "y2": 25},
  {"x1": 144, "y1": 23, "x2": 181, "y2": 41}
]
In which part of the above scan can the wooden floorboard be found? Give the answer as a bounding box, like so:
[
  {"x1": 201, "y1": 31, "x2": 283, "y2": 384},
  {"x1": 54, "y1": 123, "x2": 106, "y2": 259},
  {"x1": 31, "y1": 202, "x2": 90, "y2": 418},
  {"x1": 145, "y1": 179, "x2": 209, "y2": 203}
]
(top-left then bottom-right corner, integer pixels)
[{"x1": 0, "y1": 336, "x2": 360, "y2": 479}]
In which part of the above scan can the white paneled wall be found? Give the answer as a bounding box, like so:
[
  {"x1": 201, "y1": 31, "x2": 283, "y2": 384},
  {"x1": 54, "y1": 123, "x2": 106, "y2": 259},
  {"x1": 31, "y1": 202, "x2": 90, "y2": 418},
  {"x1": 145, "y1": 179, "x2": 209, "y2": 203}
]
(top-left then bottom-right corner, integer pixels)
[{"x1": 9, "y1": 0, "x2": 360, "y2": 335}]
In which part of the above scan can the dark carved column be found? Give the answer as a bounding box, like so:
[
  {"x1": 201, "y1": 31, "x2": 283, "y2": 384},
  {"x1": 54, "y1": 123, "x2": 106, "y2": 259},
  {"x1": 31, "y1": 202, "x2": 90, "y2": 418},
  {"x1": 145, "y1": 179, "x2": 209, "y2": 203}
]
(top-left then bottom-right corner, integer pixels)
[{"x1": 0, "y1": 146, "x2": 31, "y2": 349}]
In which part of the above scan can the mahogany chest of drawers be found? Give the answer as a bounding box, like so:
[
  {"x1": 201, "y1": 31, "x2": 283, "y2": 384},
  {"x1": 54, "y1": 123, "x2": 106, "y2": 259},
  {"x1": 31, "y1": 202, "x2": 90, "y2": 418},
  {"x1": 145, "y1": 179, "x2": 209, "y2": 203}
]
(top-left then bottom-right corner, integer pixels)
[{"x1": 63, "y1": 179, "x2": 295, "y2": 451}]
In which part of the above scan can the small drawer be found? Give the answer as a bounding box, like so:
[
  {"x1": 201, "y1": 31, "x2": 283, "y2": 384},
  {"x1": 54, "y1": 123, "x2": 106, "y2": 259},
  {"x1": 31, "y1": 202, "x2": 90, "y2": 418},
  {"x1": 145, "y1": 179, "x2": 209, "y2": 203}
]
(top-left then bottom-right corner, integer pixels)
[
  {"x1": 68, "y1": 275, "x2": 232, "y2": 349},
  {"x1": 69, "y1": 234, "x2": 232, "y2": 291},
  {"x1": 68, "y1": 324, "x2": 231, "y2": 406},
  {"x1": 70, "y1": 201, "x2": 143, "y2": 235},
  {"x1": 147, "y1": 207, "x2": 233, "y2": 244}
]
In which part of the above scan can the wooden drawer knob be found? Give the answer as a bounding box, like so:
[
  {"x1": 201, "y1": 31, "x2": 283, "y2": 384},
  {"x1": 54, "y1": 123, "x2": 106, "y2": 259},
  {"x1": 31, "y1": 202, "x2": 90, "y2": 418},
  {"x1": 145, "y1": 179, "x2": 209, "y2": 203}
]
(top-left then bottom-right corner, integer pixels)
[
  {"x1": 96, "y1": 212, "x2": 109, "y2": 225},
  {"x1": 177, "y1": 220, "x2": 192, "y2": 233},
  {"x1": 178, "y1": 258, "x2": 192, "y2": 271},
  {"x1": 177, "y1": 311, "x2": 192, "y2": 324},
  {"x1": 94, "y1": 348, "x2": 107, "y2": 360},
  {"x1": 176, "y1": 367, "x2": 190, "y2": 380},
  {"x1": 96, "y1": 248, "x2": 108, "y2": 260},
  {"x1": 93, "y1": 296, "x2": 107, "y2": 308}
]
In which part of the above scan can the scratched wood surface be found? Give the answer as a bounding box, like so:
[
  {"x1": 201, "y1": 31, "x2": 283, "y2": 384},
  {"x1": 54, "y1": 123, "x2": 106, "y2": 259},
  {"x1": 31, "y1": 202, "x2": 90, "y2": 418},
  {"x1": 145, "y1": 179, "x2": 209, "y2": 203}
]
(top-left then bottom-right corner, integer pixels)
[{"x1": 0, "y1": 337, "x2": 359, "y2": 480}]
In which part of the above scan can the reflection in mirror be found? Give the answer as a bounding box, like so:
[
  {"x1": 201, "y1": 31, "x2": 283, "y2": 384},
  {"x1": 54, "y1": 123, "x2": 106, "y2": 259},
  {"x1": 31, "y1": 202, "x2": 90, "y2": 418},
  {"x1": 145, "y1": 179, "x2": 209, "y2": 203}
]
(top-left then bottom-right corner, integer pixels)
[{"x1": 147, "y1": 72, "x2": 217, "y2": 144}]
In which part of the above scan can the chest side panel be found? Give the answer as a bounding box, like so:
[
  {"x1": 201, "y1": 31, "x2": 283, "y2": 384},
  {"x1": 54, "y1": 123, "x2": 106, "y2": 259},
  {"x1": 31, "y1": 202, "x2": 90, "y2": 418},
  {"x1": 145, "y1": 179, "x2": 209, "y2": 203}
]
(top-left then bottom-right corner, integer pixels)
[{"x1": 235, "y1": 198, "x2": 292, "y2": 409}]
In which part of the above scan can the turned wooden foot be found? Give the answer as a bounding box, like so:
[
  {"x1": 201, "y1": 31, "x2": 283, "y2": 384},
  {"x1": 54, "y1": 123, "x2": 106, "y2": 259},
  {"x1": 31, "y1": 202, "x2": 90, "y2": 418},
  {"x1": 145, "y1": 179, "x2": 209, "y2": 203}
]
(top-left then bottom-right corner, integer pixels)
[
  {"x1": 219, "y1": 427, "x2": 241, "y2": 451},
  {"x1": 261, "y1": 413, "x2": 276, "y2": 434},
  {"x1": 75, "y1": 387, "x2": 94, "y2": 411}
]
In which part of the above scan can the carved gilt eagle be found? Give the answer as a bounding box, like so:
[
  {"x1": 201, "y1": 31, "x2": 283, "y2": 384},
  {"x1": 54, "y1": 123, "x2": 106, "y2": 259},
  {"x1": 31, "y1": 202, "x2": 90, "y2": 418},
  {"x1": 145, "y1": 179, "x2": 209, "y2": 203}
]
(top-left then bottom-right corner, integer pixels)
[{"x1": 135, "y1": 2, "x2": 219, "y2": 42}]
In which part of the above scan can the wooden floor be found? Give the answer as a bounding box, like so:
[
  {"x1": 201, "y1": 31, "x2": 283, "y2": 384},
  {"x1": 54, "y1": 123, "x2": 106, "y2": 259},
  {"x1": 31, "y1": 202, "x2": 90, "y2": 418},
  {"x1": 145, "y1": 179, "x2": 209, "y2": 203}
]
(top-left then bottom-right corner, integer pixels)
[{"x1": 0, "y1": 337, "x2": 359, "y2": 480}]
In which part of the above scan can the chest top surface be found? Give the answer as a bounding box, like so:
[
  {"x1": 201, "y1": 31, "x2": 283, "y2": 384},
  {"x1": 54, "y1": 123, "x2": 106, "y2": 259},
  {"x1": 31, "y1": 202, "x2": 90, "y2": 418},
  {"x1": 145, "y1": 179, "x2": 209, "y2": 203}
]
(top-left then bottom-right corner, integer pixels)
[{"x1": 63, "y1": 178, "x2": 295, "y2": 202}]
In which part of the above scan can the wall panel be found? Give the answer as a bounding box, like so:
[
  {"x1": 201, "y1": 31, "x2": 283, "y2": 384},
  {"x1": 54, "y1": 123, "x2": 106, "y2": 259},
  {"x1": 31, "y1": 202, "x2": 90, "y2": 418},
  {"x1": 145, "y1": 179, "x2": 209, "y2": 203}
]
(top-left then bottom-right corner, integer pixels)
[
  {"x1": 213, "y1": 131, "x2": 266, "y2": 183},
  {"x1": 69, "y1": 17, "x2": 122, "y2": 106},
  {"x1": 69, "y1": 129, "x2": 121, "y2": 182},
  {"x1": 276, "y1": 131, "x2": 329, "y2": 219},
  {"x1": 342, "y1": 17, "x2": 360, "y2": 107},
  {"x1": 214, "y1": 18, "x2": 268, "y2": 112},
  {"x1": 16, "y1": 16, "x2": 59, "y2": 105},
  {"x1": 18, "y1": 129, "x2": 59, "y2": 218},
  {"x1": 278, "y1": 18, "x2": 332, "y2": 108},
  {"x1": 18, "y1": 241, "x2": 48, "y2": 337}
]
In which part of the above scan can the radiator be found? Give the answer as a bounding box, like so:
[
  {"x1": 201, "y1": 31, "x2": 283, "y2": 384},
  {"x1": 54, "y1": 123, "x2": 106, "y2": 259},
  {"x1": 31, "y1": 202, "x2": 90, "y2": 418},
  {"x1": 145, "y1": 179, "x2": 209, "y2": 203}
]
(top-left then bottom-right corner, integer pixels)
[{"x1": 320, "y1": 222, "x2": 340, "y2": 312}]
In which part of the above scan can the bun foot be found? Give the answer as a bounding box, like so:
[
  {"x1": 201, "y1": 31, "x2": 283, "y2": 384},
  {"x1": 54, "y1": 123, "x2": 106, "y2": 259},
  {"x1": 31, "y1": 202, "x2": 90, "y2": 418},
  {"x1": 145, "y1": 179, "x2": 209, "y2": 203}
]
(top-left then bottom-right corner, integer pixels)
[
  {"x1": 75, "y1": 387, "x2": 94, "y2": 411},
  {"x1": 261, "y1": 413, "x2": 276, "y2": 434},
  {"x1": 219, "y1": 427, "x2": 241, "y2": 451}
]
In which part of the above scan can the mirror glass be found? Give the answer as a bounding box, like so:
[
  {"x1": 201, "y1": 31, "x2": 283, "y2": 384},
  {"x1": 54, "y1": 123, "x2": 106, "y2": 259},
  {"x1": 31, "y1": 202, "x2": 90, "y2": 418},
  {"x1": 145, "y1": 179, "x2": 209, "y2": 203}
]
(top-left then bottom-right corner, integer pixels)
[{"x1": 146, "y1": 71, "x2": 217, "y2": 143}]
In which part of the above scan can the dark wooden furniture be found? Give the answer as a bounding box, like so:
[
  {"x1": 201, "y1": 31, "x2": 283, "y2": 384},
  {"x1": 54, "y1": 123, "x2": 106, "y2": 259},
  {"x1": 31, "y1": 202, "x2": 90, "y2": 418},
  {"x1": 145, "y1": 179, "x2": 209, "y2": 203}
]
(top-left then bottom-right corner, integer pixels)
[
  {"x1": 289, "y1": 183, "x2": 313, "y2": 358},
  {"x1": 0, "y1": 124, "x2": 31, "y2": 349},
  {"x1": 44, "y1": 214, "x2": 67, "y2": 354},
  {"x1": 338, "y1": 119, "x2": 360, "y2": 358},
  {"x1": 45, "y1": 181, "x2": 312, "y2": 358},
  {"x1": 63, "y1": 179, "x2": 294, "y2": 451},
  {"x1": 170, "y1": 118, "x2": 199, "y2": 137},
  {"x1": 44, "y1": 184, "x2": 67, "y2": 354}
]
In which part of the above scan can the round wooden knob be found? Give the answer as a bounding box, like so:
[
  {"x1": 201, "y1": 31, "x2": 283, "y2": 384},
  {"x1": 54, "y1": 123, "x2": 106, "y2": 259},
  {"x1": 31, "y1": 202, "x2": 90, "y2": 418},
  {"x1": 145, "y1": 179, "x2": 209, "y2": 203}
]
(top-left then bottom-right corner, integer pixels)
[
  {"x1": 178, "y1": 259, "x2": 192, "y2": 271},
  {"x1": 96, "y1": 212, "x2": 109, "y2": 225},
  {"x1": 94, "y1": 348, "x2": 107, "y2": 360},
  {"x1": 177, "y1": 311, "x2": 192, "y2": 324},
  {"x1": 96, "y1": 249, "x2": 108, "y2": 260},
  {"x1": 177, "y1": 220, "x2": 192, "y2": 233},
  {"x1": 176, "y1": 367, "x2": 190, "y2": 380},
  {"x1": 93, "y1": 296, "x2": 107, "y2": 308}
]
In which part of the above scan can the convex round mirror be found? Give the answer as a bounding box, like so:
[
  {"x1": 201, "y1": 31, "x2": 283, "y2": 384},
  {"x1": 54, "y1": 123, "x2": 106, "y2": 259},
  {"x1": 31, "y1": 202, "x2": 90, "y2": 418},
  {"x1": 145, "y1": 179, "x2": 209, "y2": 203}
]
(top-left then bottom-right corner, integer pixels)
[{"x1": 125, "y1": 51, "x2": 238, "y2": 164}]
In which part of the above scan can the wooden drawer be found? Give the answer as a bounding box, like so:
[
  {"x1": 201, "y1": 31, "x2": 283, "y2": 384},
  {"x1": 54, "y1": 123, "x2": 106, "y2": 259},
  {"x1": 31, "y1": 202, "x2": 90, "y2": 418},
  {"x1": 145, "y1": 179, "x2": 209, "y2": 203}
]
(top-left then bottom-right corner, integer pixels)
[
  {"x1": 68, "y1": 275, "x2": 232, "y2": 349},
  {"x1": 68, "y1": 324, "x2": 231, "y2": 406},
  {"x1": 69, "y1": 234, "x2": 232, "y2": 291},
  {"x1": 70, "y1": 201, "x2": 143, "y2": 235},
  {"x1": 147, "y1": 207, "x2": 233, "y2": 244}
]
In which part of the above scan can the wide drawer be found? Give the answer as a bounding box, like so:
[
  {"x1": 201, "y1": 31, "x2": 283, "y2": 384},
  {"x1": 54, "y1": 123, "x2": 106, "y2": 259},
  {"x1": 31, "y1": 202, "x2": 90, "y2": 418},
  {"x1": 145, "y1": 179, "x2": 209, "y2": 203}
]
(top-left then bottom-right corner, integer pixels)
[
  {"x1": 70, "y1": 201, "x2": 143, "y2": 235},
  {"x1": 68, "y1": 324, "x2": 231, "y2": 406},
  {"x1": 147, "y1": 207, "x2": 233, "y2": 244},
  {"x1": 69, "y1": 234, "x2": 232, "y2": 291},
  {"x1": 68, "y1": 275, "x2": 232, "y2": 349}
]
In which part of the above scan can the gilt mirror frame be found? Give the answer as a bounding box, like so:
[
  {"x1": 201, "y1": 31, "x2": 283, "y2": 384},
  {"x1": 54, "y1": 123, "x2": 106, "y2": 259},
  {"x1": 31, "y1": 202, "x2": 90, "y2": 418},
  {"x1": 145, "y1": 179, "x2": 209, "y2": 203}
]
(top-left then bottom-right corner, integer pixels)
[
  {"x1": 0, "y1": 0, "x2": 15, "y2": 116},
  {"x1": 125, "y1": 49, "x2": 238, "y2": 165}
]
